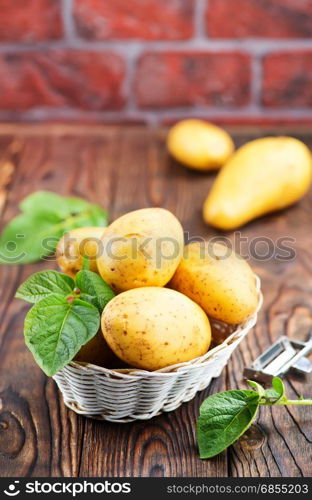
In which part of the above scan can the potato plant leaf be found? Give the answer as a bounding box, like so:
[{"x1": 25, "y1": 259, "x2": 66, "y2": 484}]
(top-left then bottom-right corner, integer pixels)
[
  {"x1": 197, "y1": 377, "x2": 312, "y2": 459},
  {"x1": 197, "y1": 390, "x2": 260, "y2": 459},
  {"x1": 247, "y1": 377, "x2": 285, "y2": 402},
  {"x1": 20, "y1": 191, "x2": 91, "y2": 217},
  {"x1": 15, "y1": 270, "x2": 74, "y2": 303},
  {"x1": 246, "y1": 380, "x2": 266, "y2": 397},
  {"x1": 0, "y1": 211, "x2": 63, "y2": 264},
  {"x1": 75, "y1": 270, "x2": 115, "y2": 312},
  {"x1": 269, "y1": 376, "x2": 286, "y2": 400},
  {"x1": 24, "y1": 294, "x2": 100, "y2": 376},
  {"x1": 0, "y1": 190, "x2": 108, "y2": 264}
]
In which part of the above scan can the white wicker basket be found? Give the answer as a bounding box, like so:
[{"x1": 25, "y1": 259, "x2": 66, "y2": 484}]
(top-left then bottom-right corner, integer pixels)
[{"x1": 53, "y1": 276, "x2": 262, "y2": 423}]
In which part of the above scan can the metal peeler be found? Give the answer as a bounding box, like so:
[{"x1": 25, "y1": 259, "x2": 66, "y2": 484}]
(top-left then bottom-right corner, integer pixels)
[{"x1": 243, "y1": 332, "x2": 312, "y2": 384}]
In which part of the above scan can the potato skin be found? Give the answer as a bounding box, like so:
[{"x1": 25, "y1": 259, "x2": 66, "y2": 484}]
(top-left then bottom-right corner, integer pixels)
[
  {"x1": 170, "y1": 242, "x2": 258, "y2": 325},
  {"x1": 101, "y1": 287, "x2": 211, "y2": 371},
  {"x1": 97, "y1": 208, "x2": 184, "y2": 293},
  {"x1": 75, "y1": 330, "x2": 123, "y2": 368},
  {"x1": 56, "y1": 227, "x2": 105, "y2": 277},
  {"x1": 167, "y1": 119, "x2": 234, "y2": 171}
]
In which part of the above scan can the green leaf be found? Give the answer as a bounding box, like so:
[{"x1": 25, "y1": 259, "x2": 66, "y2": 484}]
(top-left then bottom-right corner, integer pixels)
[
  {"x1": 15, "y1": 270, "x2": 74, "y2": 303},
  {"x1": 75, "y1": 270, "x2": 115, "y2": 312},
  {"x1": 197, "y1": 390, "x2": 260, "y2": 459},
  {"x1": 76, "y1": 203, "x2": 108, "y2": 227},
  {"x1": 264, "y1": 389, "x2": 280, "y2": 399},
  {"x1": 247, "y1": 380, "x2": 266, "y2": 397},
  {"x1": 0, "y1": 212, "x2": 63, "y2": 264},
  {"x1": 24, "y1": 294, "x2": 100, "y2": 376},
  {"x1": 265, "y1": 377, "x2": 285, "y2": 401},
  {"x1": 0, "y1": 190, "x2": 108, "y2": 265},
  {"x1": 272, "y1": 377, "x2": 285, "y2": 397},
  {"x1": 20, "y1": 191, "x2": 90, "y2": 217}
]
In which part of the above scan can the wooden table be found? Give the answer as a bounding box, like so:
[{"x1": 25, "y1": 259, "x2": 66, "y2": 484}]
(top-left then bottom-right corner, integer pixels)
[{"x1": 0, "y1": 124, "x2": 312, "y2": 478}]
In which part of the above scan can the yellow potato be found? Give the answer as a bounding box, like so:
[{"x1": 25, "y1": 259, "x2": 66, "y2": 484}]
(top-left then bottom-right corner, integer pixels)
[
  {"x1": 203, "y1": 136, "x2": 312, "y2": 230},
  {"x1": 101, "y1": 287, "x2": 211, "y2": 371},
  {"x1": 75, "y1": 330, "x2": 123, "y2": 368},
  {"x1": 170, "y1": 242, "x2": 258, "y2": 325},
  {"x1": 97, "y1": 208, "x2": 184, "y2": 293},
  {"x1": 56, "y1": 227, "x2": 105, "y2": 277},
  {"x1": 167, "y1": 119, "x2": 234, "y2": 171}
]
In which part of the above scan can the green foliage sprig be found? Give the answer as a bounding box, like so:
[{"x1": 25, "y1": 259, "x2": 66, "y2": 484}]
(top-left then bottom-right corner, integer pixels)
[
  {"x1": 0, "y1": 191, "x2": 108, "y2": 264},
  {"x1": 15, "y1": 269, "x2": 115, "y2": 376},
  {"x1": 197, "y1": 377, "x2": 312, "y2": 459}
]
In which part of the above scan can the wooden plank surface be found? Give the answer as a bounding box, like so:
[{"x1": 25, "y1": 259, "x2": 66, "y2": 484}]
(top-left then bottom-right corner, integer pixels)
[{"x1": 0, "y1": 125, "x2": 311, "y2": 477}]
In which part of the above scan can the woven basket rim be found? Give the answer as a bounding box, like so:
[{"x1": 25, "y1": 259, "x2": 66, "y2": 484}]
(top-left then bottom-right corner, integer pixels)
[{"x1": 65, "y1": 274, "x2": 262, "y2": 380}]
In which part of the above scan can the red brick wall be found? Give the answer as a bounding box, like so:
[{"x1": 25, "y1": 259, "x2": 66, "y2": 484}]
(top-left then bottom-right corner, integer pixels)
[{"x1": 0, "y1": 0, "x2": 312, "y2": 125}]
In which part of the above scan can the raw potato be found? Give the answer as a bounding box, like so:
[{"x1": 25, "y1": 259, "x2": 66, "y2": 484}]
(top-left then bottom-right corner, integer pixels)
[
  {"x1": 170, "y1": 242, "x2": 258, "y2": 325},
  {"x1": 97, "y1": 208, "x2": 184, "y2": 293},
  {"x1": 203, "y1": 136, "x2": 312, "y2": 230},
  {"x1": 56, "y1": 227, "x2": 105, "y2": 277},
  {"x1": 167, "y1": 119, "x2": 234, "y2": 171},
  {"x1": 75, "y1": 330, "x2": 123, "y2": 368},
  {"x1": 101, "y1": 287, "x2": 211, "y2": 371}
]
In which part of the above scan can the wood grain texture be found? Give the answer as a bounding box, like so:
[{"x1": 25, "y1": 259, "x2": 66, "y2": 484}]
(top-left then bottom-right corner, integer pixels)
[{"x1": 0, "y1": 125, "x2": 311, "y2": 477}]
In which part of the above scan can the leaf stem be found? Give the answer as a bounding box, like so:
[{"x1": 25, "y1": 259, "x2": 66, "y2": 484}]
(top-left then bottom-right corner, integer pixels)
[{"x1": 260, "y1": 399, "x2": 312, "y2": 406}]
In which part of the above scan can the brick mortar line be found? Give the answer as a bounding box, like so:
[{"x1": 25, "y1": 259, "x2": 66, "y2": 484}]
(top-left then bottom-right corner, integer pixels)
[
  {"x1": 0, "y1": 108, "x2": 311, "y2": 120},
  {"x1": 250, "y1": 56, "x2": 263, "y2": 107},
  {"x1": 194, "y1": 0, "x2": 207, "y2": 39},
  {"x1": 0, "y1": 39, "x2": 311, "y2": 53},
  {"x1": 123, "y1": 47, "x2": 141, "y2": 112},
  {"x1": 61, "y1": 0, "x2": 76, "y2": 40}
]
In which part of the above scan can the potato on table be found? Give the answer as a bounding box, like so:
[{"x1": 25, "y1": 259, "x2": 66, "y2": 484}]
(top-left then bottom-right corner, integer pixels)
[
  {"x1": 167, "y1": 119, "x2": 234, "y2": 171},
  {"x1": 203, "y1": 136, "x2": 312, "y2": 230}
]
